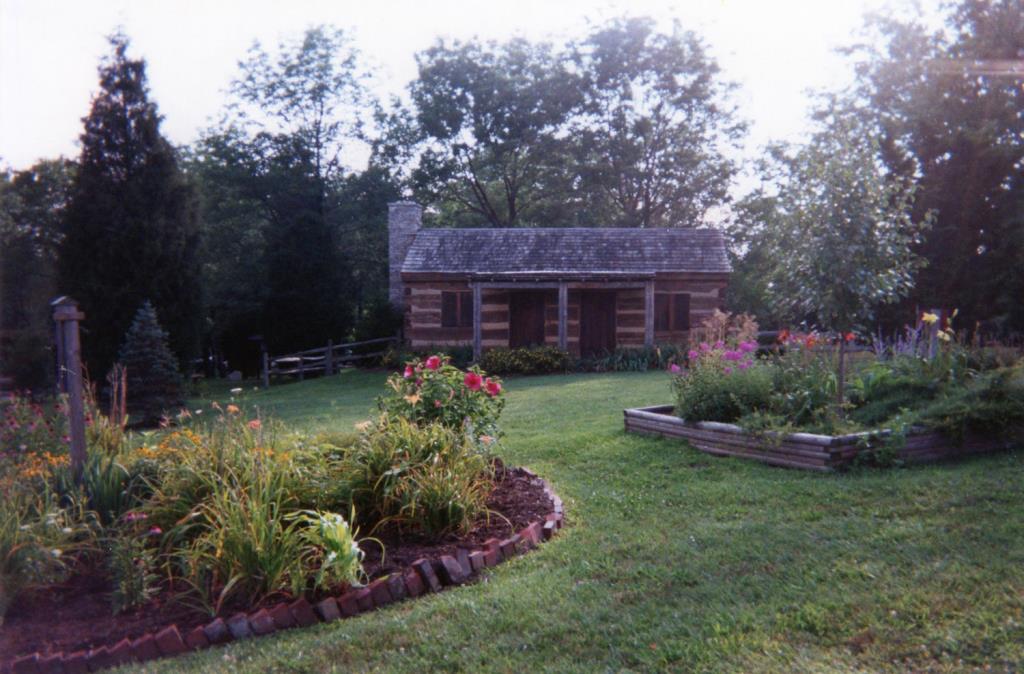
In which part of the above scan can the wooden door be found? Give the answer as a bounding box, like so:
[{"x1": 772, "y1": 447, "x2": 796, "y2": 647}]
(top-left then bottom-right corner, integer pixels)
[
  {"x1": 579, "y1": 291, "x2": 616, "y2": 355},
  {"x1": 509, "y1": 292, "x2": 547, "y2": 347}
]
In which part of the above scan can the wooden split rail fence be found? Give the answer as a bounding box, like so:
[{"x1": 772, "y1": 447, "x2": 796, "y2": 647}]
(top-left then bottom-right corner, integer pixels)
[{"x1": 262, "y1": 336, "x2": 397, "y2": 387}]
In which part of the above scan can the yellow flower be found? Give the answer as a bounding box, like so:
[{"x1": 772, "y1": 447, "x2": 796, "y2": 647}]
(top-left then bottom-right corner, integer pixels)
[
  {"x1": 938, "y1": 330, "x2": 952, "y2": 342},
  {"x1": 404, "y1": 393, "x2": 421, "y2": 405},
  {"x1": 921, "y1": 312, "x2": 939, "y2": 325}
]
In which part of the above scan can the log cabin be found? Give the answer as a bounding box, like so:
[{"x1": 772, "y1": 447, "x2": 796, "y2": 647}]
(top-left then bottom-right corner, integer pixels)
[{"x1": 388, "y1": 201, "x2": 731, "y2": 360}]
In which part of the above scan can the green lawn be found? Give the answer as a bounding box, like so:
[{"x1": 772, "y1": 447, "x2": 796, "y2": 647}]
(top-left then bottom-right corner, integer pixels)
[{"x1": 150, "y1": 369, "x2": 1023, "y2": 673}]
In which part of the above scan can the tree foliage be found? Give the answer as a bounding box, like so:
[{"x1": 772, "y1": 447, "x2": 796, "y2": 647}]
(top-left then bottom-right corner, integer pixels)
[
  {"x1": 406, "y1": 37, "x2": 581, "y2": 227},
  {"x1": 197, "y1": 26, "x2": 380, "y2": 354},
  {"x1": 758, "y1": 116, "x2": 931, "y2": 334},
  {"x1": 386, "y1": 19, "x2": 742, "y2": 228},
  {"x1": 570, "y1": 17, "x2": 743, "y2": 227},
  {"x1": 845, "y1": 0, "x2": 1024, "y2": 332},
  {"x1": 0, "y1": 160, "x2": 75, "y2": 389},
  {"x1": 117, "y1": 301, "x2": 184, "y2": 425},
  {"x1": 58, "y1": 32, "x2": 201, "y2": 379}
]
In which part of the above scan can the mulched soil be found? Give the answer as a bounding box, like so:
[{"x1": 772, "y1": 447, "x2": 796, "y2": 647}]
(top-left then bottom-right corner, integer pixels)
[{"x1": 0, "y1": 464, "x2": 552, "y2": 660}]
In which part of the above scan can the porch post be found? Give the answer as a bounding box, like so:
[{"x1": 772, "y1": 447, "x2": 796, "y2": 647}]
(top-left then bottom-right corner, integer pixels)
[
  {"x1": 472, "y1": 282, "x2": 482, "y2": 362},
  {"x1": 644, "y1": 280, "x2": 655, "y2": 348},
  {"x1": 557, "y1": 282, "x2": 568, "y2": 351}
]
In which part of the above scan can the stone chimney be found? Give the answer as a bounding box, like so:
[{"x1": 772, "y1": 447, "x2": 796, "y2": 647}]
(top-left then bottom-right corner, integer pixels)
[{"x1": 388, "y1": 200, "x2": 422, "y2": 310}]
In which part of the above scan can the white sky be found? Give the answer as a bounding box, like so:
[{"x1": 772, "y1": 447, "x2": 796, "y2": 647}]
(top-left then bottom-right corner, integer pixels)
[{"x1": 0, "y1": 0, "x2": 940, "y2": 179}]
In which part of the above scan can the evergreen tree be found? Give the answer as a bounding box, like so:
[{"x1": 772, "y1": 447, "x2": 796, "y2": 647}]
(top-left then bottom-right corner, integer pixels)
[
  {"x1": 59, "y1": 32, "x2": 202, "y2": 378},
  {"x1": 118, "y1": 301, "x2": 184, "y2": 425}
]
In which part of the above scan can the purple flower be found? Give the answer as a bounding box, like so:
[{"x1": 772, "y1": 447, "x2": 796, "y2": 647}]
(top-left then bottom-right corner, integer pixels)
[
  {"x1": 738, "y1": 360, "x2": 751, "y2": 370},
  {"x1": 699, "y1": 342, "x2": 711, "y2": 352},
  {"x1": 723, "y1": 366, "x2": 733, "y2": 375},
  {"x1": 669, "y1": 363, "x2": 682, "y2": 374},
  {"x1": 739, "y1": 341, "x2": 757, "y2": 353},
  {"x1": 687, "y1": 350, "x2": 699, "y2": 360},
  {"x1": 723, "y1": 350, "x2": 742, "y2": 361},
  {"x1": 714, "y1": 340, "x2": 725, "y2": 349}
]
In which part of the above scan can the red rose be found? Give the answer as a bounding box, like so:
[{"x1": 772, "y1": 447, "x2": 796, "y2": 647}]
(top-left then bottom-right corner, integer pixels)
[
  {"x1": 464, "y1": 371, "x2": 483, "y2": 391},
  {"x1": 403, "y1": 365, "x2": 414, "y2": 378},
  {"x1": 844, "y1": 332, "x2": 855, "y2": 343},
  {"x1": 484, "y1": 378, "x2": 502, "y2": 397},
  {"x1": 425, "y1": 355, "x2": 442, "y2": 371}
]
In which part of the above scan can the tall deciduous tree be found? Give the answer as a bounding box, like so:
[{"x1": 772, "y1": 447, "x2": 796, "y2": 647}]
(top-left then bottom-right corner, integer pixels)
[
  {"x1": 405, "y1": 38, "x2": 583, "y2": 227},
  {"x1": 759, "y1": 115, "x2": 932, "y2": 403},
  {"x1": 0, "y1": 159, "x2": 74, "y2": 389},
  {"x1": 570, "y1": 17, "x2": 744, "y2": 227},
  {"x1": 846, "y1": 0, "x2": 1024, "y2": 332},
  {"x1": 199, "y1": 26, "x2": 372, "y2": 352},
  {"x1": 59, "y1": 32, "x2": 201, "y2": 378}
]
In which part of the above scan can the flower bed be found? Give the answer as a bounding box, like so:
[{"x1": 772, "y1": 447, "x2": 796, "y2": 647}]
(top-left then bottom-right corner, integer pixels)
[
  {"x1": 1, "y1": 356, "x2": 568, "y2": 672},
  {"x1": 2, "y1": 468, "x2": 565, "y2": 673},
  {"x1": 623, "y1": 404, "x2": 1012, "y2": 471}
]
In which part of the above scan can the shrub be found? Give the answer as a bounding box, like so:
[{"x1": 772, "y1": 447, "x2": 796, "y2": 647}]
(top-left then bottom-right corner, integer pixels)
[
  {"x1": 479, "y1": 346, "x2": 570, "y2": 375},
  {"x1": 908, "y1": 365, "x2": 1024, "y2": 442},
  {"x1": 672, "y1": 340, "x2": 772, "y2": 423},
  {"x1": 117, "y1": 301, "x2": 184, "y2": 425},
  {"x1": 382, "y1": 345, "x2": 473, "y2": 370},
  {"x1": 343, "y1": 418, "x2": 493, "y2": 539},
  {"x1": 378, "y1": 355, "x2": 504, "y2": 439}
]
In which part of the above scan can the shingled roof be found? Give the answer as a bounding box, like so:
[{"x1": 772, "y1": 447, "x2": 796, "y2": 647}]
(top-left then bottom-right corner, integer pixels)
[{"x1": 401, "y1": 228, "x2": 731, "y2": 277}]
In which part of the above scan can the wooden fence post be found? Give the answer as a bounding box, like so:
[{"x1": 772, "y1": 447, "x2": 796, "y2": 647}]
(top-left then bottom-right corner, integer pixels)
[
  {"x1": 325, "y1": 339, "x2": 334, "y2": 376},
  {"x1": 51, "y1": 297, "x2": 86, "y2": 482}
]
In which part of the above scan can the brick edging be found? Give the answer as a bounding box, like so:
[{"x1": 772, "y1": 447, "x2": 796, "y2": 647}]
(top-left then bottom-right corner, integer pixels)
[{"x1": 4, "y1": 468, "x2": 564, "y2": 674}]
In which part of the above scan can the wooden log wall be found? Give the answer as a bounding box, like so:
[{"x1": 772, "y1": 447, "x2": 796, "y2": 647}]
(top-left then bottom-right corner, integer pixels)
[
  {"x1": 623, "y1": 405, "x2": 1012, "y2": 471},
  {"x1": 653, "y1": 277, "x2": 728, "y2": 345},
  {"x1": 405, "y1": 281, "x2": 472, "y2": 348},
  {"x1": 403, "y1": 273, "x2": 729, "y2": 353}
]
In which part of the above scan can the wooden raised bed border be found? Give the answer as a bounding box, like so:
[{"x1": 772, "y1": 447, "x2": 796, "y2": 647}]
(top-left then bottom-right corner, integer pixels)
[{"x1": 623, "y1": 405, "x2": 1013, "y2": 471}]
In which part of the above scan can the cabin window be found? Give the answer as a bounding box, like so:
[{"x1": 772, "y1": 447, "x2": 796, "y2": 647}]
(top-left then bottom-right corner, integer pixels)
[
  {"x1": 441, "y1": 291, "x2": 473, "y2": 328},
  {"x1": 655, "y1": 292, "x2": 690, "y2": 332}
]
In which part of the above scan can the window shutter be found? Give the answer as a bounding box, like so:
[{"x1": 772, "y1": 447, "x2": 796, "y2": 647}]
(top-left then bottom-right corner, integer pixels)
[
  {"x1": 672, "y1": 294, "x2": 691, "y2": 331},
  {"x1": 654, "y1": 294, "x2": 670, "y2": 332},
  {"x1": 441, "y1": 292, "x2": 457, "y2": 328},
  {"x1": 459, "y1": 291, "x2": 473, "y2": 327}
]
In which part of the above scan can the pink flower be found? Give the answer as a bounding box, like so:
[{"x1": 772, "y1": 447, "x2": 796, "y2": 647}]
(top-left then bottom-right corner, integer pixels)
[
  {"x1": 738, "y1": 360, "x2": 751, "y2": 370},
  {"x1": 425, "y1": 355, "x2": 442, "y2": 371},
  {"x1": 687, "y1": 350, "x2": 699, "y2": 360},
  {"x1": 484, "y1": 378, "x2": 502, "y2": 397},
  {"x1": 403, "y1": 365, "x2": 414, "y2": 379},
  {"x1": 248, "y1": 419, "x2": 261, "y2": 431},
  {"x1": 739, "y1": 341, "x2": 756, "y2": 353},
  {"x1": 669, "y1": 364, "x2": 682, "y2": 374},
  {"x1": 148, "y1": 526, "x2": 162, "y2": 536},
  {"x1": 124, "y1": 511, "x2": 147, "y2": 522},
  {"x1": 723, "y1": 366, "x2": 733, "y2": 374},
  {"x1": 415, "y1": 378, "x2": 424, "y2": 386},
  {"x1": 434, "y1": 400, "x2": 443, "y2": 408},
  {"x1": 714, "y1": 340, "x2": 725, "y2": 349},
  {"x1": 723, "y1": 350, "x2": 742, "y2": 361},
  {"x1": 699, "y1": 342, "x2": 711, "y2": 352},
  {"x1": 464, "y1": 372, "x2": 483, "y2": 391}
]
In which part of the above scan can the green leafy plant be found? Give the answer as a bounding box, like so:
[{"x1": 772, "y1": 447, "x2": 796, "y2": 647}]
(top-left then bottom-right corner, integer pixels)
[
  {"x1": 378, "y1": 355, "x2": 505, "y2": 440},
  {"x1": 293, "y1": 509, "x2": 370, "y2": 591},
  {"x1": 0, "y1": 494, "x2": 85, "y2": 624},
  {"x1": 109, "y1": 531, "x2": 160, "y2": 614},
  {"x1": 480, "y1": 346, "x2": 570, "y2": 375}
]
